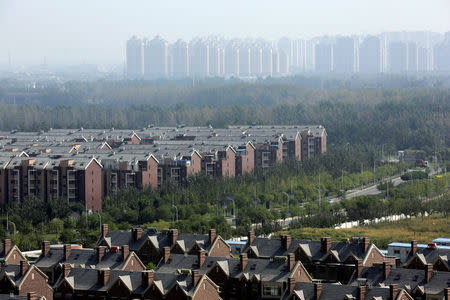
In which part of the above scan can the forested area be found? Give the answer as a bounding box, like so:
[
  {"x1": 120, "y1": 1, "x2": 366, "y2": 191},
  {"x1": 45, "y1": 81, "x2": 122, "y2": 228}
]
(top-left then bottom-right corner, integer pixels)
[{"x1": 0, "y1": 82, "x2": 448, "y2": 150}]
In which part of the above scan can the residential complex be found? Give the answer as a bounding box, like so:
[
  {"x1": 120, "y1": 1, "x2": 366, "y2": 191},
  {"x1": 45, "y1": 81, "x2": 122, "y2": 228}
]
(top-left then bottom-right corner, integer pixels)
[
  {"x1": 126, "y1": 31, "x2": 450, "y2": 78},
  {"x1": 0, "y1": 125, "x2": 326, "y2": 211},
  {"x1": 1, "y1": 232, "x2": 449, "y2": 299}
]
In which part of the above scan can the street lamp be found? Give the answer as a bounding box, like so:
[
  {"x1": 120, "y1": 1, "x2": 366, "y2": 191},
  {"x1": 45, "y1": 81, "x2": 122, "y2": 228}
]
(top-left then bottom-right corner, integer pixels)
[
  {"x1": 172, "y1": 205, "x2": 178, "y2": 222},
  {"x1": 283, "y1": 192, "x2": 291, "y2": 218},
  {"x1": 6, "y1": 212, "x2": 16, "y2": 235},
  {"x1": 97, "y1": 211, "x2": 102, "y2": 232}
]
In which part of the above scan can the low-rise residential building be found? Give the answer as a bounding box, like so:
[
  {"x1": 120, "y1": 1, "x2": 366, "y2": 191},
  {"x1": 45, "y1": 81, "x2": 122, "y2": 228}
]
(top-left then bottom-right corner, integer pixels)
[
  {"x1": 0, "y1": 125, "x2": 327, "y2": 210},
  {"x1": 96, "y1": 226, "x2": 231, "y2": 265},
  {"x1": 35, "y1": 242, "x2": 146, "y2": 283},
  {"x1": 243, "y1": 233, "x2": 396, "y2": 284},
  {"x1": 53, "y1": 267, "x2": 220, "y2": 300},
  {"x1": 0, "y1": 260, "x2": 53, "y2": 300},
  {"x1": 0, "y1": 239, "x2": 27, "y2": 265}
]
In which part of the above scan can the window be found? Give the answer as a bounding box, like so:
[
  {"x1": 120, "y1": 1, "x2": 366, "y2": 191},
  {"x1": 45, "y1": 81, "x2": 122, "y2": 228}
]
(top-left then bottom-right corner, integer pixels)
[
  {"x1": 394, "y1": 250, "x2": 400, "y2": 254},
  {"x1": 263, "y1": 285, "x2": 281, "y2": 296}
]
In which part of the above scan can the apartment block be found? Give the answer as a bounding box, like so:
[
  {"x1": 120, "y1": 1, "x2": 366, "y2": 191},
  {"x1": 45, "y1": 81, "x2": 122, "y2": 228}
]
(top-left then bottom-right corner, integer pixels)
[{"x1": 0, "y1": 125, "x2": 326, "y2": 208}]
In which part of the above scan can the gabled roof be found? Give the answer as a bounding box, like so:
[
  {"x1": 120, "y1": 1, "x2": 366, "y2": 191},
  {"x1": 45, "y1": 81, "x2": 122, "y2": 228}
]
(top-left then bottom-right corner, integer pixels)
[
  {"x1": 350, "y1": 266, "x2": 425, "y2": 291},
  {"x1": 405, "y1": 248, "x2": 450, "y2": 268},
  {"x1": 35, "y1": 247, "x2": 133, "y2": 270},
  {"x1": 243, "y1": 237, "x2": 305, "y2": 258},
  {"x1": 97, "y1": 230, "x2": 169, "y2": 252},
  {"x1": 420, "y1": 271, "x2": 450, "y2": 296},
  {"x1": 3, "y1": 245, "x2": 26, "y2": 263},
  {"x1": 0, "y1": 264, "x2": 49, "y2": 290}
]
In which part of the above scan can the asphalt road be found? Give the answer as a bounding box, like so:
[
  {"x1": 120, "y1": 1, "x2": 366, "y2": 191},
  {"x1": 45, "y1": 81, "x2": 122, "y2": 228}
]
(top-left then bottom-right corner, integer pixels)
[{"x1": 327, "y1": 176, "x2": 404, "y2": 203}]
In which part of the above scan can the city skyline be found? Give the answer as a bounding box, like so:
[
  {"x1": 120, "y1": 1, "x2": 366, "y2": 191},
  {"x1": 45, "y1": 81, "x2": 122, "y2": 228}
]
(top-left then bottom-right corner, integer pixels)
[
  {"x1": 125, "y1": 33, "x2": 450, "y2": 78},
  {"x1": 1, "y1": 0, "x2": 450, "y2": 65}
]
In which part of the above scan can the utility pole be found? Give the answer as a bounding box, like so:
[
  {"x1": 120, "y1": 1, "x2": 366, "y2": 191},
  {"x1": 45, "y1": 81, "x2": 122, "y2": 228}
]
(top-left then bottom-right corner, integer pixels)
[
  {"x1": 290, "y1": 179, "x2": 293, "y2": 195},
  {"x1": 341, "y1": 169, "x2": 344, "y2": 191},
  {"x1": 216, "y1": 192, "x2": 219, "y2": 217},
  {"x1": 386, "y1": 180, "x2": 389, "y2": 200},
  {"x1": 97, "y1": 211, "x2": 102, "y2": 232},
  {"x1": 318, "y1": 173, "x2": 321, "y2": 210}
]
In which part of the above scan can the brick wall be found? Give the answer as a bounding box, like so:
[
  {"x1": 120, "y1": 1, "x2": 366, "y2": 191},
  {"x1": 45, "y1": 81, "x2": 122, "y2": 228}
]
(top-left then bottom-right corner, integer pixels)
[
  {"x1": 208, "y1": 238, "x2": 231, "y2": 257},
  {"x1": 84, "y1": 160, "x2": 103, "y2": 211},
  {"x1": 140, "y1": 156, "x2": 158, "y2": 189},
  {"x1": 122, "y1": 254, "x2": 145, "y2": 271},
  {"x1": 192, "y1": 276, "x2": 220, "y2": 300},
  {"x1": 364, "y1": 247, "x2": 393, "y2": 267},
  {"x1": 291, "y1": 263, "x2": 312, "y2": 283},
  {"x1": 276, "y1": 139, "x2": 283, "y2": 163},
  {"x1": 5, "y1": 247, "x2": 26, "y2": 265},
  {"x1": 187, "y1": 152, "x2": 202, "y2": 176},
  {"x1": 243, "y1": 144, "x2": 255, "y2": 174},
  {"x1": 295, "y1": 134, "x2": 302, "y2": 161},
  {"x1": 18, "y1": 266, "x2": 53, "y2": 300}
]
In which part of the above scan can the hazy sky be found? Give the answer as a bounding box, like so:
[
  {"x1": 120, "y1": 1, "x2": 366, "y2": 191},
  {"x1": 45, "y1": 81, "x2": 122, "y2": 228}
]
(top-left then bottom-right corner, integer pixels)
[{"x1": 1, "y1": 0, "x2": 449, "y2": 66}]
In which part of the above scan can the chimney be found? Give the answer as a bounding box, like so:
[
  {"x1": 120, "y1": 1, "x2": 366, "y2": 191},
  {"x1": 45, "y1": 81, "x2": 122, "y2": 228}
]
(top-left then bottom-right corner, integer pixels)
[
  {"x1": 281, "y1": 235, "x2": 292, "y2": 250},
  {"x1": 444, "y1": 288, "x2": 450, "y2": 300},
  {"x1": 240, "y1": 253, "x2": 248, "y2": 271},
  {"x1": 132, "y1": 228, "x2": 143, "y2": 242},
  {"x1": 383, "y1": 262, "x2": 391, "y2": 280},
  {"x1": 63, "y1": 244, "x2": 71, "y2": 261},
  {"x1": 20, "y1": 260, "x2": 29, "y2": 276},
  {"x1": 62, "y1": 263, "x2": 71, "y2": 277},
  {"x1": 141, "y1": 270, "x2": 154, "y2": 288},
  {"x1": 209, "y1": 229, "x2": 216, "y2": 244},
  {"x1": 321, "y1": 237, "x2": 331, "y2": 253},
  {"x1": 425, "y1": 264, "x2": 433, "y2": 283},
  {"x1": 98, "y1": 269, "x2": 110, "y2": 286},
  {"x1": 410, "y1": 240, "x2": 417, "y2": 256},
  {"x1": 27, "y1": 292, "x2": 38, "y2": 300},
  {"x1": 163, "y1": 246, "x2": 171, "y2": 263},
  {"x1": 42, "y1": 241, "x2": 51, "y2": 257},
  {"x1": 121, "y1": 245, "x2": 129, "y2": 261},
  {"x1": 358, "y1": 285, "x2": 366, "y2": 300},
  {"x1": 169, "y1": 229, "x2": 178, "y2": 246},
  {"x1": 288, "y1": 277, "x2": 296, "y2": 294},
  {"x1": 97, "y1": 246, "x2": 105, "y2": 263},
  {"x1": 314, "y1": 283, "x2": 323, "y2": 300},
  {"x1": 198, "y1": 250, "x2": 206, "y2": 267},
  {"x1": 192, "y1": 269, "x2": 201, "y2": 287},
  {"x1": 287, "y1": 253, "x2": 295, "y2": 271},
  {"x1": 101, "y1": 224, "x2": 109, "y2": 237},
  {"x1": 355, "y1": 259, "x2": 363, "y2": 277},
  {"x1": 362, "y1": 237, "x2": 370, "y2": 252},
  {"x1": 389, "y1": 284, "x2": 398, "y2": 300},
  {"x1": 3, "y1": 239, "x2": 11, "y2": 255}
]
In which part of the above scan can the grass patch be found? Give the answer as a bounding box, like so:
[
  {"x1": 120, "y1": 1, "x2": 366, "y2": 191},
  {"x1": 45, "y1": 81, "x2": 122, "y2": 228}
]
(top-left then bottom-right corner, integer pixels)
[{"x1": 279, "y1": 214, "x2": 449, "y2": 249}]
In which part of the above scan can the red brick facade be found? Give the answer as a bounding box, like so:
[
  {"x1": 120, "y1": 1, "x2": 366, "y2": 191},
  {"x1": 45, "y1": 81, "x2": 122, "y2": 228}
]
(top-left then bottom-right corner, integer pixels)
[
  {"x1": 83, "y1": 159, "x2": 103, "y2": 211},
  {"x1": 208, "y1": 237, "x2": 231, "y2": 257}
]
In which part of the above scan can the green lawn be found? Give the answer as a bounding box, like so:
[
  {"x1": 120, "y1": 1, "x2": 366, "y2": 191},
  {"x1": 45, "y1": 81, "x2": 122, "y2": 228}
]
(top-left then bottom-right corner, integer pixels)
[{"x1": 278, "y1": 214, "x2": 449, "y2": 249}]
